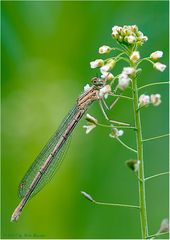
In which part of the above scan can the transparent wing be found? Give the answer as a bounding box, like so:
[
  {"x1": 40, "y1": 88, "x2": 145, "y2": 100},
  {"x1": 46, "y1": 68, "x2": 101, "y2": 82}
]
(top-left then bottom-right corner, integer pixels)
[{"x1": 18, "y1": 106, "x2": 79, "y2": 199}]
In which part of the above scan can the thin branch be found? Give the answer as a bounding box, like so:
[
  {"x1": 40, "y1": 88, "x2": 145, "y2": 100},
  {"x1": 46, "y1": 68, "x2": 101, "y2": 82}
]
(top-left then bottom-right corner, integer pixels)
[
  {"x1": 145, "y1": 172, "x2": 169, "y2": 181},
  {"x1": 116, "y1": 137, "x2": 137, "y2": 153},
  {"x1": 94, "y1": 200, "x2": 140, "y2": 209},
  {"x1": 102, "y1": 98, "x2": 109, "y2": 110},
  {"x1": 109, "y1": 119, "x2": 130, "y2": 126},
  {"x1": 97, "y1": 123, "x2": 112, "y2": 128},
  {"x1": 146, "y1": 231, "x2": 169, "y2": 239},
  {"x1": 104, "y1": 52, "x2": 125, "y2": 63},
  {"x1": 109, "y1": 92, "x2": 133, "y2": 100},
  {"x1": 98, "y1": 99, "x2": 109, "y2": 120},
  {"x1": 136, "y1": 105, "x2": 148, "y2": 112},
  {"x1": 97, "y1": 122, "x2": 136, "y2": 130},
  {"x1": 109, "y1": 96, "x2": 120, "y2": 109},
  {"x1": 116, "y1": 56, "x2": 130, "y2": 64},
  {"x1": 142, "y1": 134, "x2": 169, "y2": 142},
  {"x1": 113, "y1": 125, "x2": 136, "y2": 130},
  {"x1": 136, "y1": 57, "x2": 153, "y2": 67},
  {"x1": 81, "y1": 191, "x2": 140, "y2": 209},
  {"x1": 138, "y1": 82, "x2": 169, "y2": 91}
]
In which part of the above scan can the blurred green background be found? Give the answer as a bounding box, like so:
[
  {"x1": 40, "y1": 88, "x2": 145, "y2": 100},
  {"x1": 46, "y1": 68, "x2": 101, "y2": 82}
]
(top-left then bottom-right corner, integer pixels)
[{"x1": 2, "y1": 1, "x2": 169, "y2": 239}]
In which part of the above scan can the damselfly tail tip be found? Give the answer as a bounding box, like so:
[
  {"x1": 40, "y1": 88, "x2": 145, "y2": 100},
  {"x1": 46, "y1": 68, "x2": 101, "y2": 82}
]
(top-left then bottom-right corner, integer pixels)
[{"x1": 10, "y1": 208, "x2": 21, "y2": 222}]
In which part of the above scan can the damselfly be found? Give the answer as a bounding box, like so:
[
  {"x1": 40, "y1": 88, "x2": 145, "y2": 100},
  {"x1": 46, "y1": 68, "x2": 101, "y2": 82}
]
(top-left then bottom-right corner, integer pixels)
[{"x1": 11, "y1": 77, "x2": 108, "y2": 222}]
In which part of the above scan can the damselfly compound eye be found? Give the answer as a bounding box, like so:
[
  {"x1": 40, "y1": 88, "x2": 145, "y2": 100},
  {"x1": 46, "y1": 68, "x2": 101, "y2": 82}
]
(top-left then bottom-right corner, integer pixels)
[{"x1": 91, "y1": 77, "x2": 104, "y2": 87}]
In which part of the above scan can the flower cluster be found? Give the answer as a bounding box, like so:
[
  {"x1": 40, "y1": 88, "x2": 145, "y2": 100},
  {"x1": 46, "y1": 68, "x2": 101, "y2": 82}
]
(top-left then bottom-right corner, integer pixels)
[
  {"x1": 139, "y1": 93, "x2": 161, "y2": 107},
  {"x1": 112, "y1": 25, "x2": 148, "y2": 46}
]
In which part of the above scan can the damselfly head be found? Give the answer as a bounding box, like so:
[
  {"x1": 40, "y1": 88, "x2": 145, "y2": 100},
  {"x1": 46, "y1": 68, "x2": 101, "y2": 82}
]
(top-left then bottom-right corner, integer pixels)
[{"x1": 91, "y1": 77, "x2": 105, "y2": 88}]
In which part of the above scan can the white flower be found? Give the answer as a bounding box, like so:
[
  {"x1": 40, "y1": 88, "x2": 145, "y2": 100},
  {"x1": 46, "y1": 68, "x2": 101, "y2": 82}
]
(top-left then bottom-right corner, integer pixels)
[
  {"x1": 106, "y1": 73, "x2": 114, "y2": 81},
  {"x1": 100, "y1": 59, "x2": 115, "y2": 73},
  {"x1": 150, "y1": 51, "x2": 163, "y2": 60},
  {"x1": 90, "y1": 59, "x2": 104, "y2": 69},
  {"x1": 109, "y1": 128, "x2": 124, "y2": 138},
  {"x1": 83, "y1": 124, "x2": 96, "y2": 134},
  {"x1": 99, "y1": 45, "x2": 111, "y2": 54},
  {"x1": 112, "y1": 30, "x2": 119, "y2": 38},
  {"x1": 101, "y1": 71, "x2": 108, "y2": 78},
  {"x1": 85, "y1": 114, "x2": 98, "y2": 124},
  {"x1": 130, "y1": 51, "x2": 140, "y2": 62},
  {"x1": 139, "y1": 35, "x2": 148, "y2": 42},
  {"x1": 130, "y1": 25, "x2": 138, "y2": 32},
  {"x1": 139, "y1": 94, "x2": 150, "y2": 107},
  {"x1": 101, "y1": 72, "x2": 114, "y2": 81},
  {"x1": 142, "y1": 36, "x2": 148, "y2": 42},
  {"x1": 150, "y1": 94, "x2": 161, "y2": 106},
  {"x1": 123, "y1": 67, "x2": 135, "y2": 75},
  {"x1": 154, "y1": 62, "x2": 166, "y2": 72},
  {"x1": 100, "y1": 64, "x2": 111, "y2": 73},
  {"x1": 118, "y1": 73, "x2": 131, "y2": 90},
  {"x1": 99, "y1": 85, "x2": 111, "y2": 98},
  {"x1": 112, "y1": 26, "x2": 122, "y2": 32},
  {"x1": 117, "y1": 130, "x2": 124, "y2": 137},
  {"x1": 84, "y1": 84, "x2": 91, "y2": 92},
  {"x1": 137, "y1": 31, "x2": 148, "y2": 42},
  {"x1": 126, "y1": 35, "x2": 136, "y2": 44}
]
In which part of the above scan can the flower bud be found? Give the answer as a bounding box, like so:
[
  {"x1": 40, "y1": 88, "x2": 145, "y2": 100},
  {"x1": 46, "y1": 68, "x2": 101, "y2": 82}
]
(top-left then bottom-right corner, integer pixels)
[
  {"x1": 131, "y1": 25, "x2": 138, "y2": 32},
  {"x1": 153, "y1": 62, "x2": 166, "y2": 72},
  {"x1": 139, "y1": 94, "x2": 150, "y2": 107},
  {"x1": 118, "y1": 73, "x2": 131, "y2": 90},
  {"x1": 109, "y1": 128, "x2": 124, "y2": 138},
  {"x1": 99, "y1": 85, "x2": 111, "y2": 98},
  {"x1": 83, "y1": 124, "x2": 96, "y2": 134},
  {"x1": 126, "y1": 35, "x2": 136, "y2": 44},
  {"x1": 101, "y1": 72, "x2": 114, "y2": 81},
  {"x1": 81, "y1": 191, "x2": 94, "y2": 202},
  {"x1": 90, "y1": 59, "x2": 104, "y2": 69},
  {"x1": 150, "y1": 94, "x2": 161, "y2": 106},
  {"x1": 100, "y1": 59, "x2": 115, "y2": 73},
  {"x1": 122, "y1": 67, "x2": 135, "y2": 76},
  {"x1": 99, "y1": 45, "x2": 111, "y2": 54},
  {"x1": 85, "y1": 114, "x2": 98, "y2": 124},
  {"x1": 130, "y1": 51, "x2": 140, "y2": 62},
  {"x1": 112, "y1": 30, "x2": 119, "y2": 39},
  {"x1": 150, "y1": 51, "x2": 163, "y2": 60}
]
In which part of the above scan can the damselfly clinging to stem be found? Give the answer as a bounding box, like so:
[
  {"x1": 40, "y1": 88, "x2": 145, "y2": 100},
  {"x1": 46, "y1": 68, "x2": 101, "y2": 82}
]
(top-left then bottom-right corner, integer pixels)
[{"x1": 11, "y1": 77, "x2": 127, "y2": 222}]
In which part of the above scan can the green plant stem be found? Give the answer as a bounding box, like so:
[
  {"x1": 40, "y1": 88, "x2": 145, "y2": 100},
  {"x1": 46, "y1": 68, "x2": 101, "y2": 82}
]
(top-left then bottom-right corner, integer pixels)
[
  {"x1": 146, "y1": 231, "x2": 169, "y2": 239},
  {"x1": 138, "y1": 81, "x2": 169, "y2": 91},
  {"x1": 94, "y1": 200, "x2": 140, "y2": 209},
  {"x1": 142, "y1": 134, "x2": 169, "y2": 142},
  {"x1": 145, "y1": 171, "x2": 169, "y2": 181},
  {"x1": 97, "y1": 122, "x2": 135, "y2": 130},
  {"x1": 131, "y1": 66, "x2": 148, "y2": 239},
  {"x1": 116, "y1": 137, "x2": 137, "y2": 153}
]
